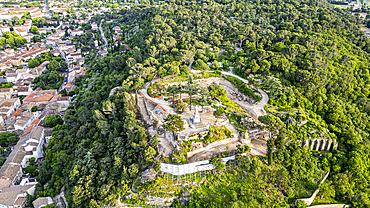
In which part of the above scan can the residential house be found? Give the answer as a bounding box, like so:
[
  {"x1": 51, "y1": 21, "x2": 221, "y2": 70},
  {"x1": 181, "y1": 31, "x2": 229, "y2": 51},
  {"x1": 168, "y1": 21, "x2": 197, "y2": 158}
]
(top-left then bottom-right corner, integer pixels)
[
  {"x1": 91, "y1": 22, "x2": 98, "y2": 30},
  {"x1": 22, "y1": 24, "x2": 31, "y2": 32},
  {"x1": 6, "y1": 73, "x2": 19, "y2": 83},
  {"x1": 113, "y1": 26, "x2": 120, "y2": 31},
  {"x1": 14, "y1": 29, "x2": 27, "y2": 37},
  {"x1": 101, "y1": 49, "x2": 108, "y2": 57},
  {"x1": 0, "y1": 113, "x2": 4, "y2": 124},
  {"x1": 16, "y1": 86, "x2": 32, "y2": 96},
  {"x1": 21, "y1": 126, "x2": 44, "y2": 167},
  {"x1": 0, "y1": 185, "x2": 35, "y2": 208},
  {"x1": 0, "y1": 98, "x2": 21, "y2": 111},
  {"x1": 116, "y1": 29, "x2": 123, "y2": 35},
  {"x1": 0, "y1": 164, "x2": 23, "y2": 187},
  {"x1": 0, "y1": 26, "x2": 10, "y2": 33},
  {"x1": 50, "y1": 95, "x2": 71, "y2": 110},
  {"x1": 23, "y1": 34, "x2": 34, "y2": 42},
  {"x1": 0, "y1": 88, "x2": 14, "y2": 99},
  {"x1": 32, "y1": 197, "x2": 54, "y2": 208},
  {"x1": 14, "y1": 115, "x2": 34, "y2": 131},
  {"x1": 113, "y1": 35, "x2": 121, "y2": 41},
  {"x1": 61, "y1": 22, "x2": 69, "y2": 29},
  {"x1": 37, "y1": 28, "x2": 47, "y2": 34},
  {"x1": 5, "y1": 48, "x2": 14, "y2": 54},
  {"x1": 23, "y1": 90, "x2": 57, "y2": 105},
  {"x1": 63, "y1": 83, "x2": 75, "y2": 92},
  {"x1": 0, "y1": 13, "x2": 24, "y2": 21},
  {"x1": 71, "y1": 30, "x2": 83, "y2": 36},
  {"x1": 76, "y1": 58, "x2": 85, "y2": 65},
  {"x1": 13, "y1": 25, "x2": 23, "y2": 31},
  {"x1": 51, "y1": 49, "x2": 59, "y2": 56},
  {"x1": 10, "y1": 57, "x2": 23, "y2": 66},
  {"x1": 44, "y1": 129, "x2": 52, "y2": 144},
  {"x1": 16, "y1": 68, "x2": 29, "y2": 78},
  {"x1": 0, "y1": 108, "x2": 13, "y2": 119}
]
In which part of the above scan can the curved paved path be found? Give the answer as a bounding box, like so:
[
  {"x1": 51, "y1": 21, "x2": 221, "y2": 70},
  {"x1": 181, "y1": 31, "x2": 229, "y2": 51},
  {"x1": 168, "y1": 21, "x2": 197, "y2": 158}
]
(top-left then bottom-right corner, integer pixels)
[{"x1": 139, "y1": 82, "x2": 175, "y2": 114}]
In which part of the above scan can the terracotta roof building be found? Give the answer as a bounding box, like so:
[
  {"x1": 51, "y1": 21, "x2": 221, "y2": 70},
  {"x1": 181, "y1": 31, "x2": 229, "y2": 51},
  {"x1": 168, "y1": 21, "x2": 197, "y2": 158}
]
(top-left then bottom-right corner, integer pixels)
[{"x1": 23, "y1": 90, "x2": 57, "y2": 104}]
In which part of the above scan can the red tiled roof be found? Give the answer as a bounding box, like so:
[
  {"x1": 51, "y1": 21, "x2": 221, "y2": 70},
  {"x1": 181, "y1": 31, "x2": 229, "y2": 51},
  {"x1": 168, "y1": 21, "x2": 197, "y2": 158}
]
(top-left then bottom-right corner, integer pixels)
[
  {"x1": 32, "y1": 119, "x2": 40, "y2": 125},
  {"x1": 0, "y1": 102, "x2": 13, "y2": 108},
  {"x1": 10, "y1": 108, "x2": 24, "y2": 118},
  {"x1": 15, "y1": 29, "x2": 26, "y2": 33},
  {"x1": 0, "y1": 88, "x2": 12, "y2": 92},
  {"x1": 22, "y1": 126, "x2": 33, "y2": 136},
  {"x1": 23, "y1": 93, "x2": 54, "y2": 102}
]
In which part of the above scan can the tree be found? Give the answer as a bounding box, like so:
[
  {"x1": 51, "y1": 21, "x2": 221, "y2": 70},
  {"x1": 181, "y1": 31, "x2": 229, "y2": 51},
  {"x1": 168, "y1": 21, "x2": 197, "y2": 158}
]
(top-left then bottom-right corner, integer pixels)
[
  {"x1": 213, "y1": 108, "x2": 223, "y2": 118},
  {"x1": 296, "y1": 200, "x2": 306, "y2": 208},
  {"x1": 211, "y1": 60, "x2": 219, "y2": 69},
  {"x1": 60, "y1": 61, "x2": 68, "y2": 71},
  {"x1": 26, "y1": 193, "x2": 35, "y2": 208},
  {"x1": 0, "y1": 81, "x2": 13, "y2": 88},
  {"x1": 166, "y1": 85, "x2": 178, "y2": 106},
  {"x1": 144, "y1": 146, "x2": 156, "y2": 165},
  {"x1": 209, "y1": 84, "x2": 226, "y2": 98},
  {"x1": 45, "y1": 114, "x2": 64, "y2": 127},
  {"x1": 162, "y1": 114, "x2": 184, "y2": 132},
  {"x1": 28, "y1": 59, "x2": 40, "y2": 68},
  {"x1": 267, "y1": 138, "x2": 274, "y2": 165},
  {"x1": 258, "y1": 115, "x2": 284, "y2": 131},
  {"x1": 149, "y1": 46, "x2": 158, "y2": 58},
  {"x1": 168, "y1": 65, "x2": 180, "y2": 75},
  {"x1": 30, "y1": 26, "x2": 38, "y2": 34},
  {"x1": 193, "y1": 59, "x2": 210, "y2": 71},
  {"x1": 31, "y1": 106, "x2": 37, "y2": 112},
  {"x1": 29, "y1": 157, "x2": 36, "y2": 166},
  {"x1": 47, "y1": 59, "x2": 60, "y2": 71},
  {"x1": 15, "y1": 36, "x2": 26, "y2": 47},
  {"x1": 185, "y1": 75, "x2": 200, "y2": 111},
  {"x1": 0, "y1": 132, "x2": 18, "y2": 146},
  {"x1": 210, "y1": 156, "x2": 225, "y2": 171},
  {"x1": 175, "y1": 99, "x2": 187, "y2": 113}
]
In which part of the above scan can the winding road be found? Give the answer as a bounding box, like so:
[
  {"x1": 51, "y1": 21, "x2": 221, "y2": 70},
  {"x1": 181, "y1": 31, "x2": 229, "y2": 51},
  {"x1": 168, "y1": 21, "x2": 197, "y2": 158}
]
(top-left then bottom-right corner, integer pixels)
[
  {"x1": 99, "y1": 19, "x2": 108, "y2": 48},
  {"x1": 45, "y1": 0, "x2": 53, "y2": 16}
]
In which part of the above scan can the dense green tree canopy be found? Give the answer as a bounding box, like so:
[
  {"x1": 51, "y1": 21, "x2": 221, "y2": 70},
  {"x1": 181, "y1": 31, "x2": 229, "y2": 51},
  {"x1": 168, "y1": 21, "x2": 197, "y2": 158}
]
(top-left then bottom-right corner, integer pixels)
[
  {"x1": 45, "y1": 114, "x2": 64, "y2": 127},
  {"x1": 34, "y1": 0, "x2": 370, "y2": 207},
  {"x1": 0, "y1": 132, "x2": 18, "y2": 146}
]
